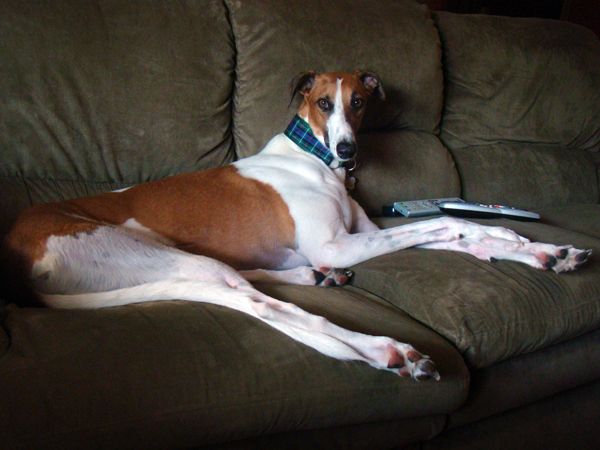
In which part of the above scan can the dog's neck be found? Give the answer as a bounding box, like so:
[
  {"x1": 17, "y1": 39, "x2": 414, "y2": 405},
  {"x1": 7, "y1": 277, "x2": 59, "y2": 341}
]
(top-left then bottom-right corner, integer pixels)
[{"x1": 284, "y1": 115, "x2": 354, "y2": 170}]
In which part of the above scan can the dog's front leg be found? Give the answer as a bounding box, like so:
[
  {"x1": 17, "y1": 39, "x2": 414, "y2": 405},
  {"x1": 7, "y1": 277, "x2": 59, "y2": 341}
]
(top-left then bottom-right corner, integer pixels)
[
  {"x1": 305, "y1": 217, "x2": 467, "y2": 268},
  {"x1": 349, "y1": 197, "x2": 379, "y2": 233},
  {"x1": 420, "y1": 236, "x2": 591, "y2": 273}
]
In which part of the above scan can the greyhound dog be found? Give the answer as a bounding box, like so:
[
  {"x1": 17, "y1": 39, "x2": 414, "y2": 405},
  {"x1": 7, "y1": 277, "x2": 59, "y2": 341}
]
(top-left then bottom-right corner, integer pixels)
[{"x1": 3, "y1": 71, "x2": 591, "y2": 381}]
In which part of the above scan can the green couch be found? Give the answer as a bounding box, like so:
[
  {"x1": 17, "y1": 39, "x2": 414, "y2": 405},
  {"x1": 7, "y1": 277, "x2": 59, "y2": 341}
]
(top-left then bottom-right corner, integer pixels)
[{"x1": 1, "y1": 1, "x2": 599, "y2": 448}]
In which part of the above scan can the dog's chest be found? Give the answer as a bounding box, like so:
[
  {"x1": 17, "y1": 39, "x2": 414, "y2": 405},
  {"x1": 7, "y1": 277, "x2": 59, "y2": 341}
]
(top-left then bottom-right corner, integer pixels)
[{"x1": 234, "y1": 149, "x2": 353, "y2": 234}]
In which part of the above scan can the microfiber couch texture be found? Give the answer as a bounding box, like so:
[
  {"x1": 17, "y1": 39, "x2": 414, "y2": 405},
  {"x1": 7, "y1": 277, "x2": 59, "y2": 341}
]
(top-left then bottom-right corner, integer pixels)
[
  {"x1": 1, "y1": 0, "x2": 600, "y2": 449},
  {"x1": 227, "y1": 0, "x2": 444, "y2": 147},
  {"x1": 0, "y1": 287, "x2": 467, "y2": 449},
  {"x1": 435, "y1": 12, "x2": 600, "y2": 209},
  {"x1": 0, "y1": 0, "x2": 236, "y2": 235},
  {"x1": 356, "y1": 217, "x2": 600, "y2": 369}
]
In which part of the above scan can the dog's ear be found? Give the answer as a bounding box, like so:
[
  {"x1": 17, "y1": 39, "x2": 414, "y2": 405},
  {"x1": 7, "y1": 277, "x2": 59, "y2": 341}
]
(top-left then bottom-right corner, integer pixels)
[
  {"x1": 357, "y1": 70, "x2": 385, "y2": 101},
  {"x1": 289, "y1": 71, "x2": 316, "y2": 105}
]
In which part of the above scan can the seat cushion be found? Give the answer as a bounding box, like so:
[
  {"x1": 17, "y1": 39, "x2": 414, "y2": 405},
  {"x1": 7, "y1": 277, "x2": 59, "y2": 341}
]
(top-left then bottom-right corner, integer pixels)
[
  {"x1": 422, "y1": 380, "x2": 600, "y2": 450},
  {"x1": 449, "y1": 328, "x2": 600, "y2": 428},
  {"x1": 354, "y1": 217, "x2": 600, "y2": 369},
  {"x1": 0, "y1": 286, "x2": 467, "y2": 449}
]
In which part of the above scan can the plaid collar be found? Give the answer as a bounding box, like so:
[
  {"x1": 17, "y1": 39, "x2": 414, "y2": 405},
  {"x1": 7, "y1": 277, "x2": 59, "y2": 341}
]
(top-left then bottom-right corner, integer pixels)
[{"x1": 284, "y1": 115, "x2": 357, "y2": 170}]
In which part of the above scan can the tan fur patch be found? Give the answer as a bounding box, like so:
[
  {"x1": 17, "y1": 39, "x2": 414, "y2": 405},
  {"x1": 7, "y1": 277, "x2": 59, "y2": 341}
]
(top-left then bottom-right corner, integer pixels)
[
  {"x1": 4, "y1": 166, "x2": 296, "y2": 274},
  {"x1": 298, "y1": 72, "x2": 370, "y2": 140}
]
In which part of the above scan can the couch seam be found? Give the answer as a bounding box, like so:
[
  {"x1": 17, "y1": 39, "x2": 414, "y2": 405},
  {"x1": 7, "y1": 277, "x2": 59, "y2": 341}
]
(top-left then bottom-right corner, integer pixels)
[{"x1": 223, "y1": 0, "x2": 240, "y2": 162}]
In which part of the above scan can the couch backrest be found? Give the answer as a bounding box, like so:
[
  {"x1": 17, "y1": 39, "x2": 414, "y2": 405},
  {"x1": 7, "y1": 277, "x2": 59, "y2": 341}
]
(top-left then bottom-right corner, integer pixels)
[
  {"x1": 226, "y1": 0, "x2": 461, "y2": 215},
  {"x1": 2, "y1": 1, "x2": 598, "y2": 235},
  {"x1": 0, "y1": 0, "x2": 236, "y2": 235},
  {"x1": 435, "y1": 12, "x2": 600, "y2": 209}
]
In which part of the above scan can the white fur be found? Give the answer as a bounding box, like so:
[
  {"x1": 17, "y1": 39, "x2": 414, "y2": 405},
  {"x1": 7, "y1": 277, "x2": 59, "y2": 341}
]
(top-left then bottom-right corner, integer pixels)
[
  {"x1": 327, "y1": 78, "x2": 354, "y2": 158},
  {"x1": 111, "y1": 186, "x2": 133, "y2": 193},
  {"x1": 122, "y1": 218, "x2": 174, "y2": 246}
]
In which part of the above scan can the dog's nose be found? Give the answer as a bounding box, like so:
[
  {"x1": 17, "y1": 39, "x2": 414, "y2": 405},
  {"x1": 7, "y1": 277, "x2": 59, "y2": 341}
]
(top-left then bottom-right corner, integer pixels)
[{"x1": 336, "y1": 142, "x2": 356, "y2": 160}]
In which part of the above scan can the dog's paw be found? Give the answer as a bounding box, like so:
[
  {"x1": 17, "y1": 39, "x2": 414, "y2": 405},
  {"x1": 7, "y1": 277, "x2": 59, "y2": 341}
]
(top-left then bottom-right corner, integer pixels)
[
  {"x1": 548, "y1": 247, "x2": 592, "y2": 273},
  {"x1": 387, "y1": 344, "x2": 440, "y2": 381},
  {"x1": 313, "y1": 267, "x2": 354, "y2": 286}
]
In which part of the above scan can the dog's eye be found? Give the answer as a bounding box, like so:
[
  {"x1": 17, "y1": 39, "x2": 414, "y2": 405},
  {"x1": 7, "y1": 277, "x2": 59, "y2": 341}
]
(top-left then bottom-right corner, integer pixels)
[
  {"x1": 317, "y1": 98, "x2": 331, "y2": 111},
  {"x1": 351, "y1": 97, "x2": 363, "y2": 109}
]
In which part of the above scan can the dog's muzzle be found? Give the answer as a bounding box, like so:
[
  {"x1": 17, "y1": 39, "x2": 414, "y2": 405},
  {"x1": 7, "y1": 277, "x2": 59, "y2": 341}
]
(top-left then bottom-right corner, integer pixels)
[{"x1": 336, "y1": 141, "x2": 357, "y2": 160}]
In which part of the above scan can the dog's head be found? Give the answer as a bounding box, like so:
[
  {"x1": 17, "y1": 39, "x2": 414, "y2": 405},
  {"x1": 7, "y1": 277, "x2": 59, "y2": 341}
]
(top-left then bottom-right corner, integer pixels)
[{"x1": 290, "y1": 70, "x2": 385, "y2": 163}]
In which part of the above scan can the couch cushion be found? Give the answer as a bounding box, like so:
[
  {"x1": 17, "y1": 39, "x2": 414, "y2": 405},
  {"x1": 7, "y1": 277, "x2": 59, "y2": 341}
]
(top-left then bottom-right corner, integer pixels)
[
  {"x1": 0, "y1": 0, "x2": 235, "y2": 234},
  {"x1": 353, "y1": 217, "x2": 600, "y2": 369},
  {"x1": 449, "y1": 328, "x2": 600, "y2": 428},
  {"x1": 435, "y1": 12, "x2": 600, "y2": 152},
  {"x1": 448, "y1": 144, "x2": 598, "y2": 210},
  {"x1": 227, "y1": 0, "x2": 444, "y2": 156},
  {"x1": 0, "y1": 286, "x2": 468, "y2": 449},
  {"x1": 217, "y1": 415, "x2": 446, "y2": 450},
  {"x1": 353, "y1": 131, "x2": 461, "y2": 216},
  {"x1": 422, "y1": 380, "x2": 600, "y2": 450},
  {"x1": 434, "y1": 12, "x2": 600, "y2": 209}
]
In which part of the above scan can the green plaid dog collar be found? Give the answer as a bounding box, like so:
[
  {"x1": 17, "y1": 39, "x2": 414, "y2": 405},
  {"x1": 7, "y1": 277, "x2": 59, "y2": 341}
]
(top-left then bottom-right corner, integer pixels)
[{"x1": 284, "y1": 115, "x2": 335, "y2": 166}]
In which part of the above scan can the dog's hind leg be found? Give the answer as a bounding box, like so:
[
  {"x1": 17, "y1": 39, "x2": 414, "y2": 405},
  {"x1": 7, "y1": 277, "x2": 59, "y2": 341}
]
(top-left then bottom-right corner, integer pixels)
[
  {"x1": 34, "y1": 226, "x2": 438, "y2": 380},
  {"x1": 44, "y1": 278, "x2": 439, "y2": 380},
  {"x1": 31, "y1": 224, "x2": 248, "y2": 297}
]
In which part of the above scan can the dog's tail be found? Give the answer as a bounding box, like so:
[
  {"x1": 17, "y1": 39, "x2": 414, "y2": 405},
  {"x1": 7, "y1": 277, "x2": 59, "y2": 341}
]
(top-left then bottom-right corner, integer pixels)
[{"x1": 40, "y1": 279, "x2": 255, "y2": 310}]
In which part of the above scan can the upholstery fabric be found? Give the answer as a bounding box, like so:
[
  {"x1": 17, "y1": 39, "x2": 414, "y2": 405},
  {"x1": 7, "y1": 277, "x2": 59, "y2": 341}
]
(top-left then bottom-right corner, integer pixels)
[
  {"x1": 355, "y1": 217, "x2": 600, "y2": 369},
  {"x1": 422, "y1": 380, "x2": 600, "y2": 450},
  {"x1": 215, "y1": 415, "x2": 445, "y2": 450},
  {"x1": 0, "y1": 286, "x2": 468, "y2": 449},
  {"x1": 538, "y1": 204, "x2": 600, "y2": 239},
  {"x1": 226, "y1": 0, "x2": 444, "y2": 156},
  {"x1": 0, "y1": 1, "x2": 599, "y2": 447},
  {"x1": 435, "y1": 12, "x2": 600, "y2": 152},
  {"x1": 0, "y1": 0, "x2": 235, "y2": 234},
  {"x1": 449, "y1": 144, "x2": 598, "y2": 209},
  {"x1": 449, "y1": 328, "x2": 600, "y2": 428},
  {"x1": 353, "y1": 131, "x2": 461, "y2": 217},
  {"x1": 434, "y1": 12, "x2": 600, "y2": 209}
]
